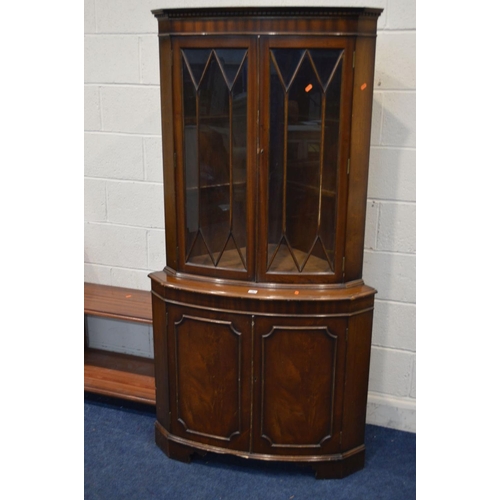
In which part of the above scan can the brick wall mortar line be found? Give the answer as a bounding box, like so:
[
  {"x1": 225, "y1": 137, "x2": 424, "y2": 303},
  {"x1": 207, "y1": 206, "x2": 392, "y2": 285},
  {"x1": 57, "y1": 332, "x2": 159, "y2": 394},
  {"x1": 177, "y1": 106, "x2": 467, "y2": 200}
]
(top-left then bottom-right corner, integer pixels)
[
  {"x1": 371, "y1": 344, "x2": 415, "y2": 356},
  {"x1": 364, "y1": 248, "x2": 416, "y2": 257},
  {"x1": 374, "y1": 298, "x2": 416, "y2": 306},
  {"x1": 85, "y1": 220, "x2": 164, "y2": 232},
  {"x1": 85, "y1": 82, "x2": 160, "y2": 88},
  {"x1": 85, "y1": 177, "x2": 163, "y2": 187},
  {"x1": 85, "y1": 130, "x2": 162, "y2": 138},
  {"x1": 367, "y1": 199, "x2": 416, "y2": 206},
  {"x1": 371, "y1": 145, "x2": 416, "y2": 151}
]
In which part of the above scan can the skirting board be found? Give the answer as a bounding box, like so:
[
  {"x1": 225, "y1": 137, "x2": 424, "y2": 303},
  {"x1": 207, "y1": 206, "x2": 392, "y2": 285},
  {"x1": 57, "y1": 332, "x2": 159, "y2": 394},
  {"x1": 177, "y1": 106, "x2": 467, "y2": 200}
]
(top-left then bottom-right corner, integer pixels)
[{"x1": 366, "y1": 393, "x2": 416, "y2": 433}]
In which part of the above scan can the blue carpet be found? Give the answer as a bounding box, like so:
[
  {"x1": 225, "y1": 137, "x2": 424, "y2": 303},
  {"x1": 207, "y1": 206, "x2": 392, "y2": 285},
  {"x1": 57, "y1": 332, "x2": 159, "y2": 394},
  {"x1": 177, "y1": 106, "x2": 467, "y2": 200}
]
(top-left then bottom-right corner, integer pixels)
[{"x1": 84, "y1": 394, "x2": 415, "y2": 499}]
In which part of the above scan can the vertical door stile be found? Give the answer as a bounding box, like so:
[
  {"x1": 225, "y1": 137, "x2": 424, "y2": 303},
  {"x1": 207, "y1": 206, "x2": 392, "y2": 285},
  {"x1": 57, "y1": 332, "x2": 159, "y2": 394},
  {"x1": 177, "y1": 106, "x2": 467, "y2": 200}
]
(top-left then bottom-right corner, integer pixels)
[
  {"x1": 247, "y1": 37, "x2": 259, "y2": 281},
  {"x1": 256, "y1": 35, "x2": 267, "y2": 283},
  {"x1": 338, "y1": 40, "x2": 356, "y2": 283},
  {"x1": 171, "y1": 40, "x2": 185, "y2": 271},
  {"x1": 229, "y1": 81, "x2": 234, "y2": 238}
]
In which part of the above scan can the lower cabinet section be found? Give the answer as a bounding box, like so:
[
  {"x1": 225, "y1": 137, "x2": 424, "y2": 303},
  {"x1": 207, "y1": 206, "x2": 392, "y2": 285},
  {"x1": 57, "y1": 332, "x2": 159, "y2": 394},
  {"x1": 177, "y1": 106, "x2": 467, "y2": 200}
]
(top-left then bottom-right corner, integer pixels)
[{"x1": 150, "y1": 271, "x2": 375, "y2": 479}]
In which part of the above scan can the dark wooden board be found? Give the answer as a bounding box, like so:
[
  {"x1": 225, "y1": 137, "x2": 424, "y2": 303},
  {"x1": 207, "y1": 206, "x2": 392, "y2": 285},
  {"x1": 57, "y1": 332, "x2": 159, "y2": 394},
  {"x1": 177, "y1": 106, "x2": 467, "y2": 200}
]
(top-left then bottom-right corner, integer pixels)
[
  {"x1": 84, "y1": 349, "x2": 155, "y2": 405},
  {"x1": 84, "y1": 282, "x2": 152, "y2": 324}
]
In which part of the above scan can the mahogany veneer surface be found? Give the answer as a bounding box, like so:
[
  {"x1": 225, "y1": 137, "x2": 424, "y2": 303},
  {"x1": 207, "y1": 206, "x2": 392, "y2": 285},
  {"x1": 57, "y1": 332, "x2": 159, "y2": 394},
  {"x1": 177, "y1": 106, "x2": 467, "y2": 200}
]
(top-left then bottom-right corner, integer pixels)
[
  {"x1": 84, "y1": 349, "x2": 155, "y2": 405},
  {"x1": 84, "y1": 282, "x2": 152, "y2": 324},
  {"x1": 148, "y1": 6, "x2": 382, "y2": 479},
  {"x1": 84, "y1": 283, "x2": 155, "y2": 405}
]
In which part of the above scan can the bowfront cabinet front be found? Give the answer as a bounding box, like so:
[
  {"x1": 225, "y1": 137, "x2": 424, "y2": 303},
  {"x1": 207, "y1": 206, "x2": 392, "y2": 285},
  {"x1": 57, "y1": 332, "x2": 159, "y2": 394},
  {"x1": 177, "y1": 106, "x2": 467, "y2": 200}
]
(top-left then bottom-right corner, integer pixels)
[{"x1": 150, "y1": 7, "x2": 382, "y2": 479}]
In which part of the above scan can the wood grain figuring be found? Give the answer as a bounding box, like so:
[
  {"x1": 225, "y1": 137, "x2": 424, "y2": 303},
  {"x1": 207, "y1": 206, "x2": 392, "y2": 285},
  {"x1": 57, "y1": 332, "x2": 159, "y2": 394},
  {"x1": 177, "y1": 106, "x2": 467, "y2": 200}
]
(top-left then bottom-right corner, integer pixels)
[
  {"x1": 151, "y1": 292, "x2": 169, "y2": 429},
  {"x1": 261, "y1": 326, "x2": 336, "y2": 447},
  {"x1": 250, "y1": 314, "x2": 348, "y2": 458},
  {"x1": 159, "y1": 35, "x2": 179, "y2": 269},
  {"x1": 155, "y1": 419, "x2": 366, "y2": 477},
  {"x1": 84, "y1": 283, "x2": 152, "y2": 324},
  {"x1": 344, "y1": 35, "x2": 377, "y2": 281},
  {"x1": 153, "y1": 8, "x2": 382, "y2": 39},
  {"x1": 84, "y1": 349, "x2": 155, "y2": 405},
  {"x1": 341, "y1": 310, "x2": 374, "y2": 451},
  {"x1": 151, "y1": 270, "x2": 375, "y2": 304},
  {"x1": 166, "y1": 305, "x2": 253, "y2": 452},
  {"x1": 174, "y1": 315, "x2": 241, "y2": 441}
]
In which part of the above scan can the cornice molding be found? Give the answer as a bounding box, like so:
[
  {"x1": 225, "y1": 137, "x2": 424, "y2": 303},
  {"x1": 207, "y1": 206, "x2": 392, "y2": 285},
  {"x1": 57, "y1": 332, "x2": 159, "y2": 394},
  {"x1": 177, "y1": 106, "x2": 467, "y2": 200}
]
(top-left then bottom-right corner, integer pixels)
[{"x1": 152, "y1": 7, "x2": 383, "y2": 20}]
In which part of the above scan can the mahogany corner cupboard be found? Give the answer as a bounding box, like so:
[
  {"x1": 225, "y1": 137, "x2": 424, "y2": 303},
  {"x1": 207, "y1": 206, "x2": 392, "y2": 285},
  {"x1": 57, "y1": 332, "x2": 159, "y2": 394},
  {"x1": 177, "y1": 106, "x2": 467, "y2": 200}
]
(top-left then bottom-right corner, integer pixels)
[{"x1": 149, "y1": 7, "x2": 382, "y2": 479}]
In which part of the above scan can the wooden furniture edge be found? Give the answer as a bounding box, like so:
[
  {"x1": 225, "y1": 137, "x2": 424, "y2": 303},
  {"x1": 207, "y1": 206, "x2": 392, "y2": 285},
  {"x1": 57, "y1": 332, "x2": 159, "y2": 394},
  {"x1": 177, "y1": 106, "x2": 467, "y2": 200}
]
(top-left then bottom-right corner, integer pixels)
[
  {"x1": 152, "y1": 7, "x2": 383, "y2": 19},
  {"x1": 84, "y1": 282, "x2": 156, "y2": 405},
  {"x1": 149, "y1": 270, "x2": 377, "y2": 302},
  {"x1": 84, "y1": 282, "x2": 153, "y2": 324}
]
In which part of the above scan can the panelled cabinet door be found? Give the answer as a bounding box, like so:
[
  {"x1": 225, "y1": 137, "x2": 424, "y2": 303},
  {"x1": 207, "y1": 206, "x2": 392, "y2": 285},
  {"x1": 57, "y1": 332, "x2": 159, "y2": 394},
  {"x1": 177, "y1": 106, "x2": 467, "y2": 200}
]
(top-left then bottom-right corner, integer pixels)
[
  {"x1": 171, "y1": 37, "x2": 258, "y2": 281},
  {"x1": 252, "y1": 316, "x2": 348, "y2": 456},
  {"x1": 166, "y1": 305, "x2": 252, "y2": 451},
  {"x1": 257, "y1": 37, "x2": 355, "y2": 284}
]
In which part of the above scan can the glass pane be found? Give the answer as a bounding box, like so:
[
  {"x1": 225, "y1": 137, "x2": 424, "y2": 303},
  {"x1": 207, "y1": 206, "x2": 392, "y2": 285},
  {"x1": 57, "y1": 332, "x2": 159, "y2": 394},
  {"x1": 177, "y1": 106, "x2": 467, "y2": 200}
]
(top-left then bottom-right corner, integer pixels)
[
  {"x1": 272, "y1": 49, "x2": 305, "y2": 88},
  {"x1": 183, "y1": 58, "x2": 198, "y2": 255},
  {"x1": 268, "y1": 56, "x2": 285, "y2": 268},
  {"x1": 286, "y1": 53, "x2": 322, "y2": 270},
  {"x1": 229, "y1": 58, "x2": 248, "y2": 266},
  {"x1": 182, "y1": 48, "x2": 248, "y2": 271},
  {"x1": 309, "y1": 49, "x2": 343, "y2": 89},
  {"x1": 267, "y1": 48, "x2": 343, "y2": 274},
  {"x1": 183, "y1": 49, "x2": 211, "y2": 87},
  {"x1": 198, "y1": 53, "x2": 230, "y2": 263},
  {"x1": 215, "y1": 49, "x2": 247, "y2": 89},
  {"x1": 319, "y1": 56, "x2": 343, "y2": 267}
]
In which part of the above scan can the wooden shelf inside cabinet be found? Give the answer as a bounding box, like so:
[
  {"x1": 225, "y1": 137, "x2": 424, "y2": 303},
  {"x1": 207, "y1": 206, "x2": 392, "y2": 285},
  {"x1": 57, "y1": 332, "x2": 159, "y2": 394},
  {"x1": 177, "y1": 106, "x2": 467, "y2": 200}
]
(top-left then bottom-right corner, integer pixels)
[{"x1": 84, "y1": 283, "x2": 155, "y2": 405}]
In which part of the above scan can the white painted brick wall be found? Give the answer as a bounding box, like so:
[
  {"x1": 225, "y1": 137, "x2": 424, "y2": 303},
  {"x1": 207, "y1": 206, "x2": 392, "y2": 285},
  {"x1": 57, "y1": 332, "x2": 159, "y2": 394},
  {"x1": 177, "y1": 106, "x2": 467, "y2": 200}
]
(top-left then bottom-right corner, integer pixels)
[
  {"x1": 362, "y1": 0, "x2": 415, "y2": 432},
  {"x1": 368, "y1": 148, "x2": 416, "y2": 201},
  {"x1": 84, "y1": 86, "x2": 101, "y2": 130},
  {"x1": 85, "y1": 133, "x2": 144, "y2": 180},
  {"x1": 85, "y1": 36, "x2": 141, "y2": 83},
  {"x1": 84, "y1": 0, "x2": 416, "y2": 432},
  {"x1": 144, "y1": 137, "x2": 163, "y2": 182},
  {"x1": 84, "y1": 223, "x2": 149, "y2": 269},
  {"x1": 100, "y1": 86, "x2": 161, "y2": 135},
  {"x1": 140, "y1": 36, "x2": 161, "y2": 85},
  {"x1": 106, "y1": 181, "x2": 164, "y2": 228},
  {"x1": 84, "y1": 178, "x2": 107, "y2": 222}
]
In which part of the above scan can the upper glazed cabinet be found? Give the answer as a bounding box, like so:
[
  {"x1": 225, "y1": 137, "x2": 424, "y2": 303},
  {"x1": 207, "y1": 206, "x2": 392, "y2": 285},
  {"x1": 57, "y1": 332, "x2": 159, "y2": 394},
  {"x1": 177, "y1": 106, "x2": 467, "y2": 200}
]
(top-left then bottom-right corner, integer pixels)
[{"x1": 155, "y1": 7, "x2": 381, "y2": 286}]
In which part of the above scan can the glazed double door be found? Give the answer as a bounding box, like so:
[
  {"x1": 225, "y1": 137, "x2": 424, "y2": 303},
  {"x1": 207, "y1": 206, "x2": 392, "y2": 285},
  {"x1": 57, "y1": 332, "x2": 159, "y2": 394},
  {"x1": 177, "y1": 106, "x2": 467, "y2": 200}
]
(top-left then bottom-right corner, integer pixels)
[
  {"x1": 172, "y1": 36, "x2": 355, "y2": 285},
  {"x1": 164, "y1": 304, "x2": 348, "y2": 456}
]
